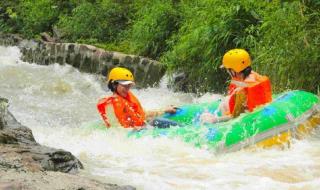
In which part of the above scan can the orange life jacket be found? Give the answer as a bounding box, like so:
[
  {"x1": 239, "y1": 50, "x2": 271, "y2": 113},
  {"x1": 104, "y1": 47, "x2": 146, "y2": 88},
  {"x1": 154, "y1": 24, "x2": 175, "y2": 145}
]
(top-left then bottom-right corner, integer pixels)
[
  {"x1": 97, "y1": 91, "x2": 146, "y2": 128},
  {"x1": 228, "y1": 71, "x2": 272, "y2": 114}
]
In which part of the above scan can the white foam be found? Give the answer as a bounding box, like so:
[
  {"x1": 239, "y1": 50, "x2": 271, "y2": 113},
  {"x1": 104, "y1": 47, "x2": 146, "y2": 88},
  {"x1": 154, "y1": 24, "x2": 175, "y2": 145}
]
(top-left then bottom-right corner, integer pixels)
[{"x1": 1, "y1": 45, "x2": 320, "y2": 190}]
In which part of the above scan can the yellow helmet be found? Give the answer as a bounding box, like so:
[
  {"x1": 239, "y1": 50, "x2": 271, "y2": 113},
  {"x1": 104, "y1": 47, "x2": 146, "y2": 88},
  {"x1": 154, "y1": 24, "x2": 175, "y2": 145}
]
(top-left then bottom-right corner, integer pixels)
[
  {"x1": 107, "y1": 67, "x2": 134, "y2": 83},
  {"x1": 222, "y1": 49, "x2": 251, "y2": 73}
]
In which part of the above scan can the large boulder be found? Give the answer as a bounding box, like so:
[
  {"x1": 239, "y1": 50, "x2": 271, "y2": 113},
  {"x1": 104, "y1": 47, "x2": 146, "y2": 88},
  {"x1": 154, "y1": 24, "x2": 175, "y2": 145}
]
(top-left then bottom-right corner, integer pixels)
[
  {"x1": 0, "y1": 97, "x2": 8, "y2": 130},
  {"x1": 0, "y1": 97, "x2": 83, "y2": 173},
  {"x1": 0, "y1": 97, "x2": 136, "y2": 189}
]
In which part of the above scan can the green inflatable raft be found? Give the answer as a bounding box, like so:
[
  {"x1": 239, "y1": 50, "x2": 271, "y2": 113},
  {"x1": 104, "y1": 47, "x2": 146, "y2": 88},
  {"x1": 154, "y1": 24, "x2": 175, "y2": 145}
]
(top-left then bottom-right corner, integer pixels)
[{"x1": 129, "y1": 90, "x2": 320, "y2": 153}]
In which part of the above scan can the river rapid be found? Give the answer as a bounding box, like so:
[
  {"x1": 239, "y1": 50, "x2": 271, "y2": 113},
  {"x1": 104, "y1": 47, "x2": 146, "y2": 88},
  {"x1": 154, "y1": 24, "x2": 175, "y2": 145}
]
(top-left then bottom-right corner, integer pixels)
[{"x1": 1, "y1": 45, "x2": 320, "y2": 190}]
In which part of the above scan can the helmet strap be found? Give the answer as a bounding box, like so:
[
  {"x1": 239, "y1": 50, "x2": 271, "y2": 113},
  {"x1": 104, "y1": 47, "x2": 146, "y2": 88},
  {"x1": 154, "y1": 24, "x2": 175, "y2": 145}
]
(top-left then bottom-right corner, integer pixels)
[{"x1": 227, "y1": 69, "x2": 236, "y2": 78}]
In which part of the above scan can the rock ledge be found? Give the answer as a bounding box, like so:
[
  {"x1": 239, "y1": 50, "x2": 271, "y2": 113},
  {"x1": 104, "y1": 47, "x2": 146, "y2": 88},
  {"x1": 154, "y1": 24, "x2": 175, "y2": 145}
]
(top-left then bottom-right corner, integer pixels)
[{"x1": 0, "y1": 97, "x2": 135, "y2": 190}]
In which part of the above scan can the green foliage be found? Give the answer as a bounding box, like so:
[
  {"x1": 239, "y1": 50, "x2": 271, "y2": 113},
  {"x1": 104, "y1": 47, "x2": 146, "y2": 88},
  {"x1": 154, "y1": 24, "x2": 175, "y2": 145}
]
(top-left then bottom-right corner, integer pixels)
[
  {"x1": 162, "y1": 0, "x2": 262, "y2": 93},
  {"x1": 16, "y1": 0, "x2": 60, "y2": 38},
  {"x1": 0, "y1": 0, "x2": 20, "y2": 33},
  {"x1": 128, "y1": 0, "x2": 180, "y2": 59},
  {"x1": 57, "y1": 0, "x2": 133, "y2": 43},
  {"x1": 57, "y1": 3, "x2": 101, "y2": 41},
  {"x1": 1, "y1": 0, "x2": 320, "y2": 94},
  {"x1": 253, "y1": 0, "x2": 320, "y2": 93}
]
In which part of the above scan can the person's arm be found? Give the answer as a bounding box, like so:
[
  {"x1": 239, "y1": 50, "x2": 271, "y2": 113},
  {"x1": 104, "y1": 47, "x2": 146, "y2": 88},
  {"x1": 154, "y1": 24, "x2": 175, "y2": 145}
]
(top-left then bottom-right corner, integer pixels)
[
  {"x1": 200, "y1": 112, "x2": 232, "y2": 124},
  {"x1": 200, "y1": 89, "x2": 247, "y2": 124},
  {"x1": 97, "y1": 98, "x2": 111, "y2": 127},
  {"x1": 145, "y1": 106, "x2": 177, "y2": 120},
  {"x1": 232, "y1": 89, "x2": 247, "y2": 118},
  {"x1": 215, "y1": 115, "x2": 232, "y2": 122}
]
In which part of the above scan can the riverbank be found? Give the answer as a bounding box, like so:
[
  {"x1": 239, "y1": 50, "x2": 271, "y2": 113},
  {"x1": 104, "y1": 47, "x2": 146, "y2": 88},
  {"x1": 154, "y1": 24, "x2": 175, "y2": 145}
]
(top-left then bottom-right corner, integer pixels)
[
  {"x1": 0, "y1": 170, "x2": 134, "y2": 190},
  {"x1": 0, "y1": 97, "x2": 135, "y2": 190}
]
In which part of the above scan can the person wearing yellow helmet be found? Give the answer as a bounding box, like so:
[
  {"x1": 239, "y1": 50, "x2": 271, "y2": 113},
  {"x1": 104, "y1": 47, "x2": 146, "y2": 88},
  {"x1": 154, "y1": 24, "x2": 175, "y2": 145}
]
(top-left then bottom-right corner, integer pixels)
[
  {"x1": 97, "y1": 67, "x2": 177, "y2": 128},
  {"x1": 200, "y1": 49, "x2": 272, "y2": 124}
]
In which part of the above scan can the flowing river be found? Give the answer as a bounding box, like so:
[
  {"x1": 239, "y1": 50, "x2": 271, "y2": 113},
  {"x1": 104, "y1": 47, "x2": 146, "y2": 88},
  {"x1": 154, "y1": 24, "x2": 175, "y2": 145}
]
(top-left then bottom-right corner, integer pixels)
[{"x1": 1, "y1": 45, "x2": 320, "y2": 190}]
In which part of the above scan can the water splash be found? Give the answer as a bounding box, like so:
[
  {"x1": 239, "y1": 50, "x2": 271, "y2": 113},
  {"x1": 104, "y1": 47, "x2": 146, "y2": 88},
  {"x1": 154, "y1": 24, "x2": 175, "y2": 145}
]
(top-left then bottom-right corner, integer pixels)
[{"x1": 1, "y1": 45, "x2": 320, "y2": 190}]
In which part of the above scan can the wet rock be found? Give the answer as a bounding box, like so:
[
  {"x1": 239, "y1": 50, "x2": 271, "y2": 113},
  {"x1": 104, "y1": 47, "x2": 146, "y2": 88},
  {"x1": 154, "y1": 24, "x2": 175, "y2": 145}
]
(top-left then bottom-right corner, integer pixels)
[
  {"x1": 0, "y1": 97, "x2": 8, "y2": 130},
  {"x1": 169, "y1": 72, "x2": 190, "y2": 92},
  {"x1": 40, "y1": 32, "x2": 56, "y2": 42},
  {"x1": 0, "y1": 33, "x2": 23, "y2": 46},
  {"x1": 0, "y1": 170, "x2": 136, "y2": 190},
  {"x1": 0, "y1": 97, "x2": 136, "y2": 189},
  {"x1": 0, "y1": 182, "x2": 23, "y2": 190},
  {"x1": 0, "y1": 130, "x2": 19, "y2": 144},
  {"x1": 0, "y1": 97, "x2": 82, "y2": 173},
  {"x1": 0, "y1": 144, "x2": 83, "y2": 173}
]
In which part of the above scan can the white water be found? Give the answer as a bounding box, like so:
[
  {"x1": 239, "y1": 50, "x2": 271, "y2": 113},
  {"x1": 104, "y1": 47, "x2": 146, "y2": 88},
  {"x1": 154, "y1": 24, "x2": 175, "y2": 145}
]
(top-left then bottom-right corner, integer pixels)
[{"x1": 1, "y1": 46, "x2": 320, "y2": 190}]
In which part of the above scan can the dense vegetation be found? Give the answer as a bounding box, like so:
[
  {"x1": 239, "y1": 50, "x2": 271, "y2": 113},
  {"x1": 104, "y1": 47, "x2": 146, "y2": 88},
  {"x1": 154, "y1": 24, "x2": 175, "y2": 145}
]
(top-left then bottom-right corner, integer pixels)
[{"x1": 1, "y1": 0, "x2": 319, "y2": 94}]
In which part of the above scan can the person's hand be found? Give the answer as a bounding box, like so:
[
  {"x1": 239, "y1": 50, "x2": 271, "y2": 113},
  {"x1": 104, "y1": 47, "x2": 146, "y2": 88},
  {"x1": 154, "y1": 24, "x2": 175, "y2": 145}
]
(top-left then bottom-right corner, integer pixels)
[
  {"x1": 200, "y1": 112, "x2": 217, "y2": 124},
  {"x1": 164, "y1": 105, "x2": 178, "y2": 114}
]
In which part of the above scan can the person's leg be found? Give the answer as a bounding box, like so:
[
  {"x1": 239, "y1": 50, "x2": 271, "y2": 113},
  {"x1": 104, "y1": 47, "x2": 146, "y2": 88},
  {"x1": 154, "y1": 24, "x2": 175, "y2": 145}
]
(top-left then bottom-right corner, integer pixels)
[{"x1": 149, "y1": 118, "x2": 180, "y2": 128}]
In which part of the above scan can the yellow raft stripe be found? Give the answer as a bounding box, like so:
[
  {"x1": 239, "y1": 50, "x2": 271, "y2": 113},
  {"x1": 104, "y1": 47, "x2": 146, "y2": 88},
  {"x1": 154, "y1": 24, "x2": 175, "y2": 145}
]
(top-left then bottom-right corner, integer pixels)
[
  {"x1": 257, "y1": 112, "x2": 320, "y2": 148},
  {"x1": 256, "y1": 131, "x2": 291, "y2": 148},
  {"x1": 218, "y1": 104, "x2": 320, "y2": 153}
]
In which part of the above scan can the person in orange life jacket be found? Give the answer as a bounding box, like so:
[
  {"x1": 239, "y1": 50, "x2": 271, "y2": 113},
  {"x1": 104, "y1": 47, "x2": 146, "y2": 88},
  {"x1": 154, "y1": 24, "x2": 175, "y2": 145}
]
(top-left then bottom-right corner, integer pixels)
[
  {"x1": 200, "y1": 49, "x2": 272, "y2": 124},
  {"x1": 97, "y1": 67, "x2": 177, "y2": 128}
]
